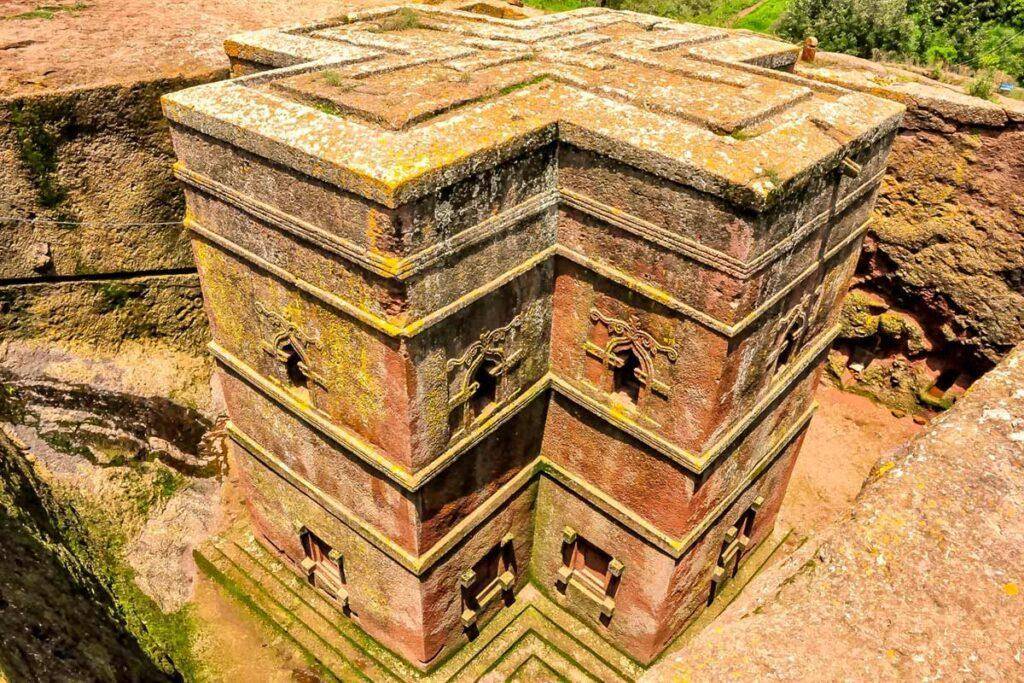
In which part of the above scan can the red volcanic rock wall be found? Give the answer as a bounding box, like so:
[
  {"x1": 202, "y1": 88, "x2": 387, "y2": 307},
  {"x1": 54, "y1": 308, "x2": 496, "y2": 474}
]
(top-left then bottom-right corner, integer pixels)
[{"x1": 798, "y1": 53, "x2": 1024, "y2": 413}]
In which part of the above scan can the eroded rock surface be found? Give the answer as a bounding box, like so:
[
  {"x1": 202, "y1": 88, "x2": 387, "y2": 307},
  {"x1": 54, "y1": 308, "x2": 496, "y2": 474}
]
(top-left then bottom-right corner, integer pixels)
[
  {"x1": 799, "y1": 53, "x2": 1024, "y2": 412},
  {"x1": 648, "y1": 342, "x2": 1024, "y2": 680},
  {"x1": 0, "y1": 340, "x2": 227, "y2": 676}
]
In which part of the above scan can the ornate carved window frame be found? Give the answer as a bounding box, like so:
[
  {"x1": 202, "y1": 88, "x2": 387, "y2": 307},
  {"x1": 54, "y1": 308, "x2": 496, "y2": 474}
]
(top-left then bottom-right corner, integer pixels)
[
  {"x1": 769, "y1": 284, "x2": 825, "y2": 380},
  {"x1": 460, "y1": 533, "x2": 516, "y2": 630},
  {"x1": 585, "y1": 308, "x2": 678, "y2": 407},
  {"x1": 708, "y1": 496, "x2": 763, "y2": 604},
  {"x1": 446, "y1": 315, "x2": 524, "y2": 440},
  {"x1": 298, "y1": 526, "x2": 350, "y2": 611},
  {"x1": 255, "y1": 302, "x2": 328, "y2": 401},
  {"x1": 556, "y1": 526, "x2": 625, "y2": 620}
]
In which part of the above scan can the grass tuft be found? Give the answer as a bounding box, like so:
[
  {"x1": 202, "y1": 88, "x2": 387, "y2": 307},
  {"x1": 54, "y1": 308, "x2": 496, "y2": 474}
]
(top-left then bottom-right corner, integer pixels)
[
  {"x1": 371, "y1": 7, "x2": 420, "y2": 32},
  {"x1": 4, "y1": 2, "x2": 87, "y2": 20},
  {"x1": 966, "y1": 70, "x2": 996, "y2": 101}
]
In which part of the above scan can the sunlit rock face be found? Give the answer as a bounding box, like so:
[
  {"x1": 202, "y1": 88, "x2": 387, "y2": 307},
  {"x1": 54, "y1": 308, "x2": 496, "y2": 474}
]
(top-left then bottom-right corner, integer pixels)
[{"x1": 163, "y1": 5, "x2": 902, "y2": 676}]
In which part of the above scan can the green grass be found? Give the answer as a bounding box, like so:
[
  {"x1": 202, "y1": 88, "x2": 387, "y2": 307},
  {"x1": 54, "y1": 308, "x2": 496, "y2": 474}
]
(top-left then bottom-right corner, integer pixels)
[
  {"x1": 692, "y1": 0, "x2": 761, "y2": 26},
  {"x1": 967, "y1": 70, "x2": 996, "y2": 100},
  {"x1": 521, "y1": 0, "x2": 589, "y2": 12},
  {"x1": 498, "y1": 75, "x2": 549, "y2": 96},
  {"x1": 4, "y1": 2, "x2": 87, "y2": 20},
  {"x1": 370, "y1": 7, "x2": 421, "y2": 32},
  {"x1": 521, "y1": 0, "x2": 791, "y2": 34},
  {"x1": 731, "y1": 0, "x2": 790, "y2": 33}
]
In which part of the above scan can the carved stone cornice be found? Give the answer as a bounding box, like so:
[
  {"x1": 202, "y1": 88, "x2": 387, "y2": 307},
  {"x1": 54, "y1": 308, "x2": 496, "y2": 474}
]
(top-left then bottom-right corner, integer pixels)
[
  {"x1": 209, "y1": 322, "x2": 839, "y2": 495},
  {"x1": 227, "y1": 400, "x2": 815, "y2": 574}
]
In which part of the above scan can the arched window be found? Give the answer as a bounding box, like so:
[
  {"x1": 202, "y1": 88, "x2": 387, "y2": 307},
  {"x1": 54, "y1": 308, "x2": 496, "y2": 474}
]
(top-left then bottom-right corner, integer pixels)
[
  {"x1": 445, "y1": 316, "x2": 525, "y2": 442},
  {"x1": 469, "y1": 358, "x2": 499, "y2": 420},
  {"x1": 774, "y1": 315, "x2": 805, "y2": 377},
  {"x1": 612, "y1": 349, "x2": 643, "y2": 405},
  {"x1": 280, "y1": 340, "x2": 311, "y2": 403},
  {"x1": 775, "y1": 329, "x2": 797, "y2": 374}
]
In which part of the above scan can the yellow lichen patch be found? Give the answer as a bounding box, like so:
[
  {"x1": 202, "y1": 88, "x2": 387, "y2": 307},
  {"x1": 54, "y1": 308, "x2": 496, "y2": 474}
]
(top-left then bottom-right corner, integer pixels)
[{"x1": 163, "y1": 8, "x2": 903, "y2": 213}]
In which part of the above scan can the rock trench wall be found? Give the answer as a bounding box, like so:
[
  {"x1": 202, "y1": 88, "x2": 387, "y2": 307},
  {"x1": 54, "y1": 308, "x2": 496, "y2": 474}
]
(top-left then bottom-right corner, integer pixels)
[
  {"x1": 798, "y1": 53, "x2": 1024, "y2": 413},
  {"x1": 0, "y1": 426, "x2": 174, "y2": 681},
  {"x1": 645, "y1": 340, "x2": 1024, "y2": 680},
  {"x1": 0, "y1": 73, "x2": 222, "y2": 362},
  {"x1": 0, "y1": 354, "x2": 228, "y2": 680}
]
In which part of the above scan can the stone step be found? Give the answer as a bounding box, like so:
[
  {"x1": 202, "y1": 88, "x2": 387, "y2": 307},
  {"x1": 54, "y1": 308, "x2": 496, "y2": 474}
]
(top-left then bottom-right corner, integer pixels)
[
  {"x1": 221, "y1": 533, "x2": 419, "y2": 681},
  {"x1": 202, "y1": 537, "x2": 375, "y2": 681},
  {"x1": 201, "y1": 530, "x2": 634, "y2": 682}
]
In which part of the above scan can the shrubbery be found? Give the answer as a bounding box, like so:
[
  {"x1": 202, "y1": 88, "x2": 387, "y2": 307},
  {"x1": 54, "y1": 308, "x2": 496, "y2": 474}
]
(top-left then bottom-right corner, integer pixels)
[{"x1": 777, "y1": 0, "x2": 1024, "y2": 81}]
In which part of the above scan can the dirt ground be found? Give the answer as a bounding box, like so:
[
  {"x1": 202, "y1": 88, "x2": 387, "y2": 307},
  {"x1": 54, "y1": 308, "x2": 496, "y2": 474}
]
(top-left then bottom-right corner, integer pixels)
[
  {"x1": 189, "y1": 575, "x2": 323, "y2": 683},
  {"x1": 0, "y1": 0, "x2": 383, "y2": 95},
  {"x1": 779, "y1": 381, "x2": 925, "y2": 536}
]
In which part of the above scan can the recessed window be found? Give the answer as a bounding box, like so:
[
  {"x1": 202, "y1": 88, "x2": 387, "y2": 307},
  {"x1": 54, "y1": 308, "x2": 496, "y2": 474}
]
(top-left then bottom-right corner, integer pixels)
[
  {"x1": 466, "y1": 544, "x2": 502, "y2": 598},
  {"x1": 612, "y1": 350, "x2": 643, "y2": 405},
  {"x1": 709, "y1": 497, "x2": 763, "y2": 605},
  {"x1": 460, "y1": 535, "x2": 516, "y2": 631},
  {"x1": 300, "y1": 530, "x2": 346, "y2": 604},
  {"x1": 557, "y1": 529, "x2": 624, "y2": 621},
  {"x1": 281, "y1": 341, "x2": 311, "y2": 402},
  {"x1": 468, "y1": 359, "x2": 499, "y2": 419},
  {"x1": 774, "y1": 323, "x2": 801, "y2": 375},
  {"x1": 571, "y1": 537, "x2": 613, "y2": 593}
]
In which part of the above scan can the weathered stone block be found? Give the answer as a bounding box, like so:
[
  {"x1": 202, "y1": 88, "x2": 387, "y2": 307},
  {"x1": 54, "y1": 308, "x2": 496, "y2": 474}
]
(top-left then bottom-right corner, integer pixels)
[{"x1": 164, "y1": 5, "x2": 901, "y2": 674}]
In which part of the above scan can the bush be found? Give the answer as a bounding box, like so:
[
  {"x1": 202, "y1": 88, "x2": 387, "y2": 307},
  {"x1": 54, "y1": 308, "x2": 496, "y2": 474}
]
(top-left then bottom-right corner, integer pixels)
[
  {"x1": 975, "y1": 23, "x2": 1024, "y2": 82},
  {"x1": 606, "y1": 0, "x2": 715, "y2": 20},
  {"x1": 777, "y1": 0, "x2": 918, "y2": 58},
  {"x1": 778, "y1": 0, "x2": 1024, "y2": 83},
  {"x1": 967, "y1": 69, "x2": 996, "y2": 99}
]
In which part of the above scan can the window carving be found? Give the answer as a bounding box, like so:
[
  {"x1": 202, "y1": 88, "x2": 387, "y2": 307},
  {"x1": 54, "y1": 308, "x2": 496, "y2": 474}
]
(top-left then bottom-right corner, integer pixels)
[
  {"x1": 708, "y1": 496, "x2": 763, "y2": 604},
  {"x1": 446, "y1": 315, "x2": 524, "y2": 440},
  {"x1": 255, "y1": 302, "x2": 327, "y2": 404},
  {"x1": 585, "y1": 308, "x2": 678, "y2": 408},
  {"x1": 771, "y1": 286, "x2": 824, "y2": 378},
  {"x1": 460, "y1": 533, "x2": 516, "y2": 632},
  {"x1": 300, "y1": 528, "x2": 350, "y2": 610},
  {"x1": 773, "y1": 313, "x2": 805, "y2": 376},
  {"x1": 556, "y1": 527, "x2": 624, "y2": 621}
]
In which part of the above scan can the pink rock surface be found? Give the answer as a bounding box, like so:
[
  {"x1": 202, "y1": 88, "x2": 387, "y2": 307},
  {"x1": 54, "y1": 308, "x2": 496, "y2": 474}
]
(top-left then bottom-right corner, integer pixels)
[{"x1": 648, "y1": 343, "x2": 1024, "y2": 680}]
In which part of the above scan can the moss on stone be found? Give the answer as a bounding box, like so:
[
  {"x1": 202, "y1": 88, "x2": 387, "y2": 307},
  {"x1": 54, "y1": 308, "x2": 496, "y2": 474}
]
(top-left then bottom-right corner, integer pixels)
[
  {"x1": 6, "y1": 98, "x2": 75, "y2": 209},
  {"x1": 3, "y1": 3, "x2": 88, "y2": 20},
  {"x1": 60, "y1": 482, "x2": 205, "y2": 678},
  {"x1": 96, "y1": 282, "x2": 145, "y2": 312},
  {"x1": 839, "y1": 290, "x2": 884, "y2": 339}
]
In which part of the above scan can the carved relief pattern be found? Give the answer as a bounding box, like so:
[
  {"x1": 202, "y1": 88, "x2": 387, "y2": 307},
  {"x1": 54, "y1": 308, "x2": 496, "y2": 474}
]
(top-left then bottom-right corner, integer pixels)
[
  {"x1": 446, "y1": 314, "x2": 525, "y2": 438},
  {"x1": 587, "y1": 308, "x2": 678, "y2": 397},
  {"x1": 769, "y1": 285, "x2": 821, "y2": 376},
  {"x1": 255, "y1": 301, "x2": 327, "y2": 389}
]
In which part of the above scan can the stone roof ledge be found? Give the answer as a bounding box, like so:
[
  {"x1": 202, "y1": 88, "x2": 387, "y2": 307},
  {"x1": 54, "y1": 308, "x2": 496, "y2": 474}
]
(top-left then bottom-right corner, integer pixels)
[
  {"x1": 798, "y1": 51, "x2": 1024, "y2": 128},
  {"x1": 646, "y1": 342, "x2": 1024, "y2": 680},
  {"x1": 161, "y1": 6, "x2": 905, "y2": 210}
]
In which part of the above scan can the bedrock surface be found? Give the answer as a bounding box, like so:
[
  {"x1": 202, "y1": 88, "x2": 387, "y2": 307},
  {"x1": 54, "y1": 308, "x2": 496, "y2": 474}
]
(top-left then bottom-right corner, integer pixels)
[{"x1": 647, "y1": 340, "x2": 1024, "y2": 680}]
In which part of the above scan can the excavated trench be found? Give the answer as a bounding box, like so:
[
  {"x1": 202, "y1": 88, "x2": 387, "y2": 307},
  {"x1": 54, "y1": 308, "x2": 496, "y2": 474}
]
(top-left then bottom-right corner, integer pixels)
[
  {"x1": 0, "y1": 353, "x2": 928, "y2": 680},
  {"x1": 2, "y1": 9, "x2": 1020, "y2": 675},
  {"x1": 0, "y1": 363, "x2": 226, "y2": 680}
]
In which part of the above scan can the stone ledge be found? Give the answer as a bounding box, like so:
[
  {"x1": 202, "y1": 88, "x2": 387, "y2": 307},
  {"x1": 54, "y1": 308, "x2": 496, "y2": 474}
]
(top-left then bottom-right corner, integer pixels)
[{"x1": 797, "y1": 51, "x2": 1024, "y2": 129}]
